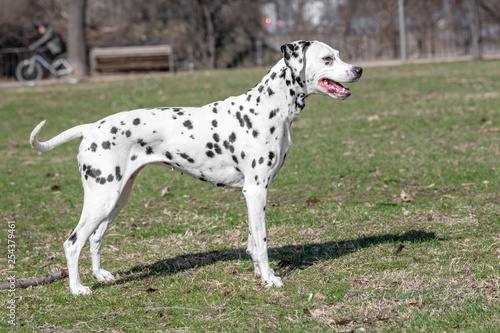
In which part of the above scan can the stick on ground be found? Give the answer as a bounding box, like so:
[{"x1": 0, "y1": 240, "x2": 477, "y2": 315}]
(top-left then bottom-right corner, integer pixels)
[{"x1": 0, "y1": 268, "x2": 68, "y2": 290}]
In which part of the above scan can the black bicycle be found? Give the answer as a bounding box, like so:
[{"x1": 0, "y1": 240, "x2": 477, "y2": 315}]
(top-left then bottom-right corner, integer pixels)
[{"x1": 16, "y1": 52, "x2": 84, "y2": 86}]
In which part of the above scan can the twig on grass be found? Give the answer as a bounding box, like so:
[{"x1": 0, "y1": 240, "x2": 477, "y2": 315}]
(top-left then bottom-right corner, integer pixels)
[
  {"x1": 144, "y1": 306, "x2": 201, "y2": 312},
  {"x1": 0, "y1": 268, "x2": 68, "y2": 290}
]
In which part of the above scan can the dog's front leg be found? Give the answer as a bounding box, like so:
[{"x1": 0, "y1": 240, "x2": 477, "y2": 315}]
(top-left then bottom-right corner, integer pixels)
[{"x1": 243, "y1": 184, "x2": 284, "y2": 288}]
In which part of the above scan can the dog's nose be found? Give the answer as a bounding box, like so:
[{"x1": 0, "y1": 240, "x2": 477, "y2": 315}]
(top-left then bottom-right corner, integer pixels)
[{"x1": 354, "y1": 67, "x2": 363, "y2": 77}]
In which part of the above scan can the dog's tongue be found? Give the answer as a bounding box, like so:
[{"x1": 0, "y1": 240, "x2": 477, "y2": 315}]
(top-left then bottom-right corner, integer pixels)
[{"x1": 319, "y1": 78, "x2": 350, "y2": 95}]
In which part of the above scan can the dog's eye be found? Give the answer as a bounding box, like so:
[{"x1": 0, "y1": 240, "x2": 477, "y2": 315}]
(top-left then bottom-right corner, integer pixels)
[{"x1": 322, "y1": 56, "x2": 333, "y2": 65}]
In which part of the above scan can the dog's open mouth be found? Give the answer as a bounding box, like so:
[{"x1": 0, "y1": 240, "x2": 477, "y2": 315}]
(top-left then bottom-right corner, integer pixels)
[{"x1": 319, "y1": 78, "x2": 351, "y2": 99}]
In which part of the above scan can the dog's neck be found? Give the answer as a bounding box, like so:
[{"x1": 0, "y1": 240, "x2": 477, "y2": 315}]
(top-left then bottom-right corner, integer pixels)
[{"x1": 246, "y1": 59, "x2": 308, "y2": 122}]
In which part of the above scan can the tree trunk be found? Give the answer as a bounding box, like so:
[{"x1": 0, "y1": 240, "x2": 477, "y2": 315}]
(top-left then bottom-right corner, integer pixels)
[
  {"x1": 67, "y1": 0, "x2": 87, "y2": 73},
  {"x1": 469, "y1": 0, "x2": 482, "y2": 60},
  {"x1": 202, "y1": 1, "x2": 216, "y2": 69}
]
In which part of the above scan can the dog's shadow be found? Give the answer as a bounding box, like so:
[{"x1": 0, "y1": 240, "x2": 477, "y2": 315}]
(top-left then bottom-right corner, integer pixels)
[{"x1": 93, "y1": 229, "x2": 439, "y2": 290}]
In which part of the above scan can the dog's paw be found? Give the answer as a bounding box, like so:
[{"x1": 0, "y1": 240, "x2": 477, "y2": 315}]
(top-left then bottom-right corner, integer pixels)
[
  {"x1": 93, "y1": 269, "x2": 115, "y2": 282},
  {"x1": 264, "y1": 275, "x2": 284, "y2": 288},
  {"x1": 71, "y1": 285, "x2": 92, "y2": 295}
]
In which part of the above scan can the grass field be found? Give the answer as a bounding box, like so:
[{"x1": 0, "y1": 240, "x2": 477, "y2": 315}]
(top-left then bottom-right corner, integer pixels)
[{"x1": 0, "y1": 60, "x2": 499, "y2": 332}]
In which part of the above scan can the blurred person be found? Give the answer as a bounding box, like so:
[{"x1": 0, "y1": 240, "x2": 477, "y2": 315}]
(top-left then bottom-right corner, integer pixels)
[{"x1": 29, "y1": 24, "x2": 66, "y2": 60}]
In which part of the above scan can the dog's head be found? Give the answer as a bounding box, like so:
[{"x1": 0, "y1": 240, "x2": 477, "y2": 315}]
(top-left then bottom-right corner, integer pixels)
[{"x1": 281, "y1": 40, "x2": 362, "y2": 100}]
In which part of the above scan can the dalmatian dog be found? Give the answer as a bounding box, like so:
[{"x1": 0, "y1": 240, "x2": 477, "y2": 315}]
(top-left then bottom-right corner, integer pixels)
[{"x1": 30, "y1": 40, "x2": 362, "y2": 295}]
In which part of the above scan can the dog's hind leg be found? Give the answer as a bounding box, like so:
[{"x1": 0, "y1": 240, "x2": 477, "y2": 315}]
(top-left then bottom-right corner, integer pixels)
[
  {"x1": 89, "y1": 169, "x2": 141, "y2": 282},
  {"x1": 64, "y1": 178, "x2": 134, "y2": 295}
]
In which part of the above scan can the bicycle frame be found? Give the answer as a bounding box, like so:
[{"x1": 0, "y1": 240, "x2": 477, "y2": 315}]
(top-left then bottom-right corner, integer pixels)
[{"x1": 30, "y1": 53, "x2": 73, "y2": 76}]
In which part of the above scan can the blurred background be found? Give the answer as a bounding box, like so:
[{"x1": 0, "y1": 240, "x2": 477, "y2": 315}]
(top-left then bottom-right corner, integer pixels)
[{"x1": 0, "y1": 0, "x2": 499, "y2": 78}]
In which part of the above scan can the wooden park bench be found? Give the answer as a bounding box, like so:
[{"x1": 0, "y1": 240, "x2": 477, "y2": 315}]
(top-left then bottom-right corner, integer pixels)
[{"x1": 89, "y1": 45, "x2": 173, "y2": 74}]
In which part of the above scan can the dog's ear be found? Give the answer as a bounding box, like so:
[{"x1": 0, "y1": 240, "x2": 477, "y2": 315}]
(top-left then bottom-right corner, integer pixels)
[{"x1": 280, "y1": 40, "x2": 311, "y2": 78}]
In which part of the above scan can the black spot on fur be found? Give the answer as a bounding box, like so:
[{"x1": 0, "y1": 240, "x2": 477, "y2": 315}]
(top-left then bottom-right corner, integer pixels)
[
  {"x1": 214, "y1": 144, "x2": 222, "y2": 155},
  {"x1": 252, "y1": 159, "x2": 256, "y2": 168},
  {"x1": 107, "y1": 174, "x2": 114, "y2": 182},
  {"x1": 137, "y1": 139, "x2": 147, "y2": 147},
  {"x1": 241, "y1": 151, "x2": 246, "y2": 159},
  {"x1": 131, "y1": 155, "x2": 137, "y2": 161},
  {"x1": 206, "y1": 151, "x2": 215, "y2": 158},
  {"x1": 259, "y1": 157, "x2": 264, "y2": 164},
  {"x1": 269, "y1": 152, "x2": 275, "y2": 160},
  {"x1": 115, "y1": 166, "x2": 123, "y2": 181},
  {"x1": 271, "y1": 72, "x2": 277, "y2": 80},
  {"x1": 258, "y1": 85, "x2": 264, "y2": 93},
  {"x1": 212, "y1": 107, "x2": 218, "y2": 113},
  {"x1": 206, "y1": 142, "x2": 213, "y2": 149},
  {"x1": 86, "y1": 166, "x2": 102, "y2": 178},
  {"x1": 179, "y1": 153, "x2": 195, "y2": 163},
  {"x1": 213, "y1": 133, "x2": 220, "y2": 142},
  {"x1": 270, "y1": 126, "x2": 276, "y2": 134},
  {"x1": 90, "y1": 142, "x2": 98, "y2": 152},
  {"x1": 165, "y1": 151, "x2": 172, "y2": 160},
  {"x1": 110, "y1": 127, "x2": 118, "y2": 134},
  {"x1": 183, "y1": 120, "x2": 193, "y2": 129},
  {"x1": 125, "y1": 130, "x2": 131, "y2": 138},
  {"x1": 102, "y1": 141, "x2": 111, "y2": 150},
  {"x1": 236, "y1": 112, "x2": 244, "y2": 127},
  {"x1": 232, "y1": 155, "x2": 238, "y2": 164},
  {"x1": 267, "y1": 87, "x2": 275, "y2": 96},
  {"x1": 133, "y1": 118, "x2": 141, "y2": 125},
  {"x1": 68, "y1": 233, "x2": 77, "y2": 244},
  {"x1": 269, "y1": 109, "x2": 278, "y2": 119},
  {"x1": 252, "y1": 130, "x2": 259, "y2": 138},
  {"x1": 246, "y1": 94, "x2": 252, "y2": 101},
  {"x1": 212, "y1": 119, "x2": 218, "y2": 127},
  {"x1": 146, "y1": 146, "x2": 153, "y2": 155},
  {"x1": 243, "y1": 115, "x2": 252, "y2": 129},
  {"x1": 229, "y1": 132, "x2": 236, "y2": 143}
]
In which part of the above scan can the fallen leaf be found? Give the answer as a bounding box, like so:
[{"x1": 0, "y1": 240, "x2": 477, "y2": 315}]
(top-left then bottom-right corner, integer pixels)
[
  {"x1": 273, "y1": 291, "x2": 287, "y2": 298},
  {"x1": 144, "y1": 202, "x2": 151, "y2": 208},
  {"x1": 303, "y1": 308, "x2": 324, "y2": 317},
  {"x1": 367, "y1": 114, "x2": 380, "y2": 121},
  {"x1": 161, "y1": 186, "x2": 171, "y2": 196},
  {"x1": 333, "y1": 318, "x2": 352, "y2": 325},
  {"x1": 400, "y1": 189, "x2": 412, "y2": 202},
  {"x1": 392, "y1": 244, "x2": 405, "y2": 255},
  {"x1": 306, "y1": 197, "x2": 320, "y2": 207}
]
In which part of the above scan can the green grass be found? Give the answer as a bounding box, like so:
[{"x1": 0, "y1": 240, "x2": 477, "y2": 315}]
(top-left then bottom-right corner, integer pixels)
[{"x1": 1, "y1": 60, "x2": 499, "y2": 332}]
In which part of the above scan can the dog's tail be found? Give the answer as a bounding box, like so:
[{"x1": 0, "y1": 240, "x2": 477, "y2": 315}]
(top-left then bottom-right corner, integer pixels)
[{"x1": 30, "y1": 120, "x2": 89, "y2": 152}]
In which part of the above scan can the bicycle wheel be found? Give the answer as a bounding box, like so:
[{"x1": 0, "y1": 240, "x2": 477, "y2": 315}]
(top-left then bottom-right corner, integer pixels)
[
  {"x1": 15, "y1": 60, "x2": 43, "y2": 86},
  {"x1": 60, "y1": 58, "x2": 84, "y2": 84}
]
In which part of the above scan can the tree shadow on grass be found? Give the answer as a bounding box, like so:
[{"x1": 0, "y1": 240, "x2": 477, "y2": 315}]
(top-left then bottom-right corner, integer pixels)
[{"x1": 93, "y1": 229, "x2": 440, "y2": 290}]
